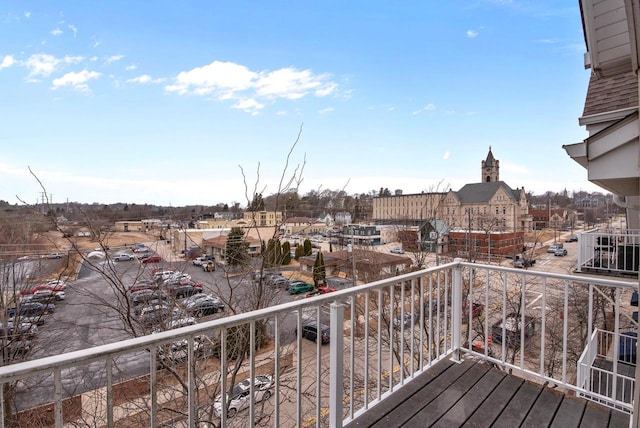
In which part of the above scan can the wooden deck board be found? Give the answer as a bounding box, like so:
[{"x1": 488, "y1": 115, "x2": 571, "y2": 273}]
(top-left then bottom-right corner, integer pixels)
[
  {"x1": 371, "y1": 359, "x2": 475, "y2": 428},
  {"x1": 345, "y1": 358, "x2": 455, "y2": 427},
  {"x1": 550, "y1": 396, "x2": 586, "y2": 428},
  {"x1": 430, "y1": 368, "x2": 506, "y2": 428},
  {"x1": 462, "y1": 374, "x2": 524, "y2": 427},
  {"x1": 403, "y1": 362, "x2": 489, "y2": 426},
  {"x1": 521, "y1": 387, "x2": 564, "y2": 427},
  {"x1": 491, "y1": 380, "x2": 543, "y2": 428},
  {"x1": 344, "y1": 359, "x2": 631, "y2": 428}
]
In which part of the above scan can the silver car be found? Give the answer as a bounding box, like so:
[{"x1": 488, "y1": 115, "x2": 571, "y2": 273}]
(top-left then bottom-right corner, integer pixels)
[{"x1": 213, "y1": 375, "x2": 273, "y2": 418}]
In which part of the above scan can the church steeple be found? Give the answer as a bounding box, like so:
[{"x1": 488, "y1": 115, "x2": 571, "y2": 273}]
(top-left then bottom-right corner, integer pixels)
[{"x1": 481, "y1": 146, "x2": 499, "y2": 182}]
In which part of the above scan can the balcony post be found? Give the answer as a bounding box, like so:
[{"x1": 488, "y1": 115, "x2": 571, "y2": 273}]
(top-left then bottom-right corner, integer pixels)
[
  {"x1": 451, "y1": 258, "x2": 463, "y2": 362},
  {"x1": 329, "y1": 301, "x2": 344, "y2": 428}
]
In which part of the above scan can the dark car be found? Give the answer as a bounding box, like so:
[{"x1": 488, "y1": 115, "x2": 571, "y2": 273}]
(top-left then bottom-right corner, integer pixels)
[
  {"x1": 163, "y1": 280, "x2": 203, "y2": 298},
  {"x1": 130, "y1": 289, "x2": 168, "y2": 306},
  {"x1": 138, "y1": 305, "x2": 173, "y2": 326},
  {"x1": 184, "y1": 296, "x2": 225, "y2": 317},
  {"x1": 565, "y1": 235, "x2": 578, "y2": 243},
  {"x1": 514, "y1": 258, "x2": 535, "y2": 268},
  {"x1": 296, "y1": 321, "x2": 330, "y2": 344}
]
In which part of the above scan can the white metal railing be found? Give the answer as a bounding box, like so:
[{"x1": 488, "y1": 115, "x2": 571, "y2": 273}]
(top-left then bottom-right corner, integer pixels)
[
  {"x1": 577, "y1": 228, "x2": 640, "y2": 276},
  {"x1": 0, "y1": 259, "x2": 637, "y2": 427},
  {"x1": 577, "y1": 328, "x2": 637, "y2": 411}
]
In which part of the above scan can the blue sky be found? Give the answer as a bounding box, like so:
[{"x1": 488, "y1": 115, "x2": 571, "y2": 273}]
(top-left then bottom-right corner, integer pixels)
[{"x1": 0, "y1": 1, "x2": 601, "y2": 207}]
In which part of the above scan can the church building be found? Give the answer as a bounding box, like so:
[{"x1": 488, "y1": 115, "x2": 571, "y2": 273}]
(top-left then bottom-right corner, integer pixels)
[{"x1": 373, "y1": 148, "x2": 533, "y2": 233}]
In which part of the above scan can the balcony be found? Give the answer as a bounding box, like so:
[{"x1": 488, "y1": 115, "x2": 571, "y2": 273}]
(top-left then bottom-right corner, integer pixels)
[
  {"x1": 0, "y1": 260, "x2": 635, "y2": 427},
  {"x1": 576, "y1": 228, "x2": 640, "y2": 277}
]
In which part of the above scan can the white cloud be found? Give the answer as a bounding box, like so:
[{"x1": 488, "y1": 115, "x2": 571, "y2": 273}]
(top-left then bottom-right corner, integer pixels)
[
  {"x1": 51, "y1": 69, "x2": 101, "y2": 92},
  {"x1": 127, "y1": 74, "x2": 164, "y2": 84},
  {"x1": 125, "y1": 64, "x2": 137, "y2": 71},
  {"x1": 69, "y1": 24, "x2": 77, "y2": 37},
  {"x1": 23, "y1": 54, "x2": 83, "y2": 78},
  {"x1": 412, "y1": 103, "x2": 436, "y2": 115},
  {"x1": 466, "y1": 29, "x2": 479, "y2": 38},
  {"x1": 0, "y1": 55, "x2": 15, "y2": 69},
  {"x1": 165, "y1": 61, "x2": 257, "y2": 96},
  {"x1": 232, "y1": 98, "x2": 264, "y2": 115},
  {"x1": 51, "y1": 28, "x2": 63, "y2": 36},
  {"x1": 24, "y1": 11, "x2": 30, "y2": 19},
  {"x1": 443, "y1": 151, "x2": 450, "y2": 160},
  {"x1": 105, "y1": 55, "x2": 124, "y2": 64},
  {"x1": 317, "y1": 107, "x2": 334, "y2": 114},
  {"x1": 255, "y1": 68, "x2": 331, "y2": 99},
  {"x1": 165, "y1": 60, "x2": 338, "y2": 113}
]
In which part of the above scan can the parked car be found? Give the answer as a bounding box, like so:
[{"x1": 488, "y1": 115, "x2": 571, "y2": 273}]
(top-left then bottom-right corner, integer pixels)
[
  {"x1": 141, "y1": 255, "x2": 162, "y2": 263},
  {"x1": 390, "y1": 248, "x2": 405, "y2": 254},
  {"x1": 296, "y1": 320, "x2": 330, "y2": 344},
  {"x1": 128, "y1": 280, "x2": 158, "y2": 293},
  {"x1": 288, "y1": 281, "x2": 314, "y2": 295},
  {"x1": 554, "y1": 247, "x2": 568, "y2": 257},
  {"x1": 2, "y1": 320, "x2": 38, "y2": 340},
  {"x1": 45, "y1": 279, "x2": 67, "y2": 290},
  {"x1": 153, "y1": 269, "x2": 176, "y2": 281},
  {"x1": 47, "y1": 252, "x2": 64, "y2": 259},
  {"x1": 203, "y1": 261, "x2": 216, "y2": 272},
  {"x1": 163, "y1": 281, "x2": 203, "y2": 298},
  {"x1": 138, "y1": 305, "x2": 173, "y2": 326},
  {"x1": 29, "y1": 289, "x2": 65, "y2": 302},
  {"x1": 20, "y1": 282, "x2": 66, "y2": 296},
  {"x1": 130, "y1": 289, "x2": 168, "y2": 306},
  {"x1": 156, "y1": 336, "x2": 207, "y2": 368},
  {"x1": 305, "y1": 286, "x2": 338, "y2": 298},
  {"x1": 0, "y1": 337, "x2": 32, "y2": 362},
  {"x1": 547, "y1": 243, "x2": 563, "y2": 253},
  {"x1": 565, "y1": 235, "x2": 578, "y2": 243},
  {"x1": 491, "y1": 313, "x2": 536, "y2": 348},
  {"x1": 514, "y1": 258, "x2": 535, "y2": 268},
  {"x1": 393, "y1": 312, "x2": 418, "y2": 329},
  {"x1": 8, "y1": 302, "x2": 54, "y2": 325},
  {"x1": 462, "y1": 302, "x2": 484, "y2": 321},
  {"x1": 213, "y1": 375, "x2": 274, "y2": 418},
  {"x1": 183, "y1": 295, "x2": 225, "y2": 316},
  {"x1": 114, "y1": 253, "x2": 134, "y2": 261}
]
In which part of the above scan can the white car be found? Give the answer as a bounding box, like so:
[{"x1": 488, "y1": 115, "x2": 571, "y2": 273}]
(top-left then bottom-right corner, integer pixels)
[
  {"x1": 114, "y1": 253, "x2": 134, "y2": 262},
  {"x1": 214, "y1": 375, "x2": 273, "y2": 418},
  {"x1": 47, "y1": 252, "x2": 64, "y2": 259},
  {"x1": 390, "y1": 248, "x2": 405, "y2": 254},
  {"x1": 153, "y1": 270, "x2": 177, "y2": 281},
  {"x1": 46, "y1": 279, "x2": 67, "y2": 290}
]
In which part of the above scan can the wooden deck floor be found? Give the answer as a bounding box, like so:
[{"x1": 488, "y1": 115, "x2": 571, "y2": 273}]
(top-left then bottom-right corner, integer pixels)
[{"x1": 345, "y1": 358, "x2": 630, "y2": 428}]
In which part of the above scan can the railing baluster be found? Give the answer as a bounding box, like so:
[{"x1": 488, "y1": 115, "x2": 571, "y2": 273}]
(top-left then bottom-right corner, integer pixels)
[
  {"x1": 249, "y1": 321, "x2": 256, "y2": 427},
  {"x1": 54, "y1": 368, "x2": 62, "y2": 428},
  {"x1": 274, "y1": 315, "x2": 280, "y2": 428},
  {"x1": 349, "y1": 295, "x2": 355, "y2": 419},
  {"x1": 150, "y1": 347, "x2": 157, "y2": 428},
  {"x1": 329, "y1": 301, "x2": 344, "y2": 428},
  {"x1": 106, "y1": 358, "x2": 113, "y2": 427},
  {"x1": 188, "y1": 336, "x2": 196, "y2": 428},
  {"x1": 451, "y1": 258, "x2": 462, "y2": 362}
]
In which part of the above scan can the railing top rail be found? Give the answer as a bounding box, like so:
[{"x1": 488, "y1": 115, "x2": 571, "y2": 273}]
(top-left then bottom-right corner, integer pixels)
[{"x1": 458, "y1": 261, "x2": 638, "y2": 290}]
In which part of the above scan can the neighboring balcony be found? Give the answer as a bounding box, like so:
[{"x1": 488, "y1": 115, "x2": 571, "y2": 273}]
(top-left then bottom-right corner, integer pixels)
[
  {"x1": 576, "y1": 228, "x2": 640, "y2": 277},
  {"x1": 0, "y1": 260, "x2": 635, "y2": 427}
]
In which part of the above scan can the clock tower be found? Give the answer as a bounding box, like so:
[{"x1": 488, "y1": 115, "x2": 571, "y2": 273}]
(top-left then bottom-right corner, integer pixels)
[{"x1": 481, "y1": 147, "x2": 499, "y2": 183}]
